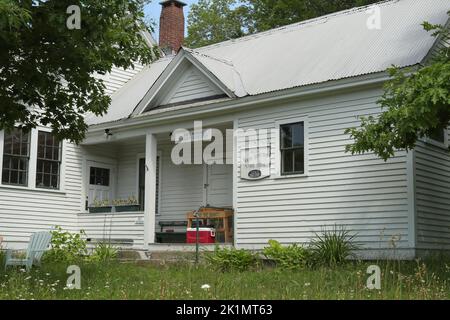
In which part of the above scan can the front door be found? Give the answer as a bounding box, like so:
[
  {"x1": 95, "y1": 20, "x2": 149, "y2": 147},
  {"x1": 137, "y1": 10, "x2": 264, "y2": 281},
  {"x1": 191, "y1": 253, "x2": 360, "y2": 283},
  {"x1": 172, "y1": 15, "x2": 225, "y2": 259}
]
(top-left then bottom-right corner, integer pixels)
[
  {"x1": 87, "y1": 161, "x2": 114, "y2": 206},
  {"x1": 204, "y1": 164, "x2": 233, "y2": 208}
]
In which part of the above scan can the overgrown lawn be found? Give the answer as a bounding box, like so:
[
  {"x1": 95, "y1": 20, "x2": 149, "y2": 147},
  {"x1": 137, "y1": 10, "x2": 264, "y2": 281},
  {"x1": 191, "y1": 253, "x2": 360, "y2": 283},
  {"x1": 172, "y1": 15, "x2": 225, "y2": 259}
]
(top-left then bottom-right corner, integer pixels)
[{"x1": 1, "y1": 257, "x2": 449, "y2": 300}]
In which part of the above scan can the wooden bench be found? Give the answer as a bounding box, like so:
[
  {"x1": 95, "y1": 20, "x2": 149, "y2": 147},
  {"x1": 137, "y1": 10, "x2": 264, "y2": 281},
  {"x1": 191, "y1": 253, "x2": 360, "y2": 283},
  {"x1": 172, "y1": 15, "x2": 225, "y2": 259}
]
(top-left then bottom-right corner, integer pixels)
[{"x1": 156, "y1": 221, "x2": 187, "y2": 243}]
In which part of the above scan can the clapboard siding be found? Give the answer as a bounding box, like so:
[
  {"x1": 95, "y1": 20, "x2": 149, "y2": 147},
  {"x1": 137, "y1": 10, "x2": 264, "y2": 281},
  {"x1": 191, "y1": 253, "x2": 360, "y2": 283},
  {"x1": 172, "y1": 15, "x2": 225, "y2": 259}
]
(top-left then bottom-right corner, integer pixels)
[
  {"x1": 164, "y1": 66, "x2": 223, "y2": 105},
  {"x1": 234, "y1": 87, "x2": 411, "y2": 250},
  {"x1": 77, "y1": 212, "x2": 144, "y2": 248},
  {"x1": 0, "y1": 143, "x2": 83, "y2": 249},
  {"x1": 96, "y1": 64, "x2": 145, "y2": 95},
  {"x1": 415, "y1": 133, "x2": 450, "y2": 250}
]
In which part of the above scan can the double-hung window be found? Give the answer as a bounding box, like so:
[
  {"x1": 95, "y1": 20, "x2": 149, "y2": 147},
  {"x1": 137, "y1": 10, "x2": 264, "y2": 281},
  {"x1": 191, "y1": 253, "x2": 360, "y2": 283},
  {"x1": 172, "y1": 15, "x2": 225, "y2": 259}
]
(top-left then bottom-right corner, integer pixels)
[
  {"x1": 36, "y1": 131, "x2": 62, "y2": 189},
  {"x1": 1, "y1": 129, "x2": 30, "y2": 186},
  {"x1": 1, "y1": 128, "x2": 63, "y2": 191},
  {"x1": 280, "y1": 122, "x2": 305, "y2": 176},
  {"x1": 429, "y1": 128, "x2": 446, "y2": 145}
]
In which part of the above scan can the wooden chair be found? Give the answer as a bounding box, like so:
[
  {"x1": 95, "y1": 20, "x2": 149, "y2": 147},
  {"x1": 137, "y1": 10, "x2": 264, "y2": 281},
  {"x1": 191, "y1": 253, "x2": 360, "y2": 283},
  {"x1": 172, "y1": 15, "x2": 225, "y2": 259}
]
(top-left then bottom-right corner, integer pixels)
[{"x1": 4, "y1": 232, "x2": 52, "y2": 271}]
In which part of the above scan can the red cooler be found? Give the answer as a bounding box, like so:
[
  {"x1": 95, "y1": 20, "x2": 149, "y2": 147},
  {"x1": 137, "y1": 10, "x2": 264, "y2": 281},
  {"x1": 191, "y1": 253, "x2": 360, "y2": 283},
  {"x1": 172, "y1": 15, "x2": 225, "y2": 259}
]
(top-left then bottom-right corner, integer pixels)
[{"x1": 186, "y1": 227, "x2": 216, "y2": 244}]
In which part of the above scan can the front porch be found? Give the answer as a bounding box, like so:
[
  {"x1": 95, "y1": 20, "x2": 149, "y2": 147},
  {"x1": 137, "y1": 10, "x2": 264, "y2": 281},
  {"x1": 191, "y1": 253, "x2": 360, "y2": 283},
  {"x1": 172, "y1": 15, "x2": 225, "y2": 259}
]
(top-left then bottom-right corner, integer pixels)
[{"x1": 79, "y1": 121, "x2": 235, "y2": 248}]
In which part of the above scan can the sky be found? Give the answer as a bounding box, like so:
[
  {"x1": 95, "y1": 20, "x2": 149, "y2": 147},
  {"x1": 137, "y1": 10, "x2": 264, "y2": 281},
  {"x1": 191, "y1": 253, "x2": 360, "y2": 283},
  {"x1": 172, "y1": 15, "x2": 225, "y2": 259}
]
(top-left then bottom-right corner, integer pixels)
[{"x1": 144, "y1": 0, "x2": 198, "y2": 40}]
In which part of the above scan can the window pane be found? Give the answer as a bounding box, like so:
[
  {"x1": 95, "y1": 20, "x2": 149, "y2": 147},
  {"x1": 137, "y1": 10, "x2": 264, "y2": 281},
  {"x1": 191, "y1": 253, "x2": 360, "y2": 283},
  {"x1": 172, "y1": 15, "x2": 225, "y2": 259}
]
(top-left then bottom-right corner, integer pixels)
[
  {"x1": 10, "y1": 170, "x2": 18, "y2": 184},
  {"x1": 43, "y1": 173, "x2": 50, "y2": 187},
  {"x1": 1, "y1": 169, "x2": 9, "y2": 184},
  {"x1": 3, "y1": 142, "x2": 11, "y2": 154},
  {"x1": 12, "y1": 157, "x2": 20, "y2": 170},
  {"x1": 89, "y1": 167, "x2": 110, "y2": 186},
  {"x1": 51, "y1": 175, "x2": 59, "y2": 189},
  {"x1": 36, "y1": 172, "x2": 43, "y2": 187},
  {"x1": 281, "y1": 125, "x2": 292, "y2": 148},
  {"x1": 2, "y1": 157, "x2": 9, "y2": 170},
  {"x1": 19, "y1": 171, "x2": 27, "y2": 185},
  {"x1": 292, "y1": 123, "x2": 304, "y2": 147},
  {"x1": 282, "y1": 150, "x2": 294, "y2": 174},
  {"x1": 429, "y1": 128, "x2": 445, "y2": 144},
  {"x1": 53, "y1": 147, "x2": 60, "y2": 161},
  {"x1": 19, "y1": 158, "x2": 27, "y2": 171},
  {"x1": 294, "y1": 149, "x2": 304, "y2": 173}
]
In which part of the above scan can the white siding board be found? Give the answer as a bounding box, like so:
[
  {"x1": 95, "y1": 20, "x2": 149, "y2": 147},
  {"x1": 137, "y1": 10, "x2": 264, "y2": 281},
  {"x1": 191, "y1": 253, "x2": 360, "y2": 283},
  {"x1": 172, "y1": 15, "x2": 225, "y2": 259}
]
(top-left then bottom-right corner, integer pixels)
[
  {"x1": 163, "y1": 66, "x2": 224, "y2": 106},
  {"x1": 234, "y1": 87, "x2": 411, "y2": 251},
  {"x1": 415, "y1": 138, "x2": 450, "y2": 250},
  {"x1": 78, "y1": 212, "x2": 144, "y2": 248},
  {"x1": 0, "y1": 143, "x2": 83, "y2": 249}
]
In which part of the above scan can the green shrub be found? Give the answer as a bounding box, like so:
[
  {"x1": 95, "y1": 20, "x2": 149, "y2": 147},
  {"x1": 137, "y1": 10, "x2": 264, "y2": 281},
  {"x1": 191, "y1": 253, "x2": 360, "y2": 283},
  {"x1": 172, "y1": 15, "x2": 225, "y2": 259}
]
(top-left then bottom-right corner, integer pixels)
[
  {"x1": 204, "y1": 247, "x2": 258, "y2": 272},
  {"x1": 263, "y1": 240, "x2": 312, "y2": 270},
  {"x1": 43, "y1": 226, "x2": 88, "y2": 263},
  {"x1": 90, "y1": 242, "x2": 118, "y2": 262},
  {"x1": 310, "y1": 225, "x2": 358, "y2": 267}
]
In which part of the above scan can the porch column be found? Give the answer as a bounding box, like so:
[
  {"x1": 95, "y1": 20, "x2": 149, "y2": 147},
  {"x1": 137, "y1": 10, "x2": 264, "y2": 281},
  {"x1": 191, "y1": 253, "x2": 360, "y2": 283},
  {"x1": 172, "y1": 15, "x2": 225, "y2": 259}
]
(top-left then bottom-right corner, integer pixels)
[{"x1": 144, "y1": 132, "x2": 157, "y2": 248}]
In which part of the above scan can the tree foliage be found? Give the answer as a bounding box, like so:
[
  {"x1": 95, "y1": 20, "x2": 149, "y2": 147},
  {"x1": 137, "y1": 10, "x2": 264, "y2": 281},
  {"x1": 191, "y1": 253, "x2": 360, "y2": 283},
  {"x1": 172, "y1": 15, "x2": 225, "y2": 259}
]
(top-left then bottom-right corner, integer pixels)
[
  {"x1": 0, "y1": 0, "x2": 158, "y2": 143},
  {"x1": 346, "y1": 14, "x2": 450, "y2": 160},
  {"x1": 245, "y1": 0, "x2": 378, "y2": 32},
  {"x1": 185, "y1": 0, "x2": 379, "y2": 48},
  {"x1": 184, "y1": 0, "x2": 249, "y2": 48}
]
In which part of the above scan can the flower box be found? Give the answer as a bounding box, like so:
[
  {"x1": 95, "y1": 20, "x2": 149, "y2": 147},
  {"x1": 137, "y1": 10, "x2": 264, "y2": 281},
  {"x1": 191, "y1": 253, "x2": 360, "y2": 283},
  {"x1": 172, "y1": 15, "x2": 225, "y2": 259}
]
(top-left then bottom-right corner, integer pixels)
[
  {"x1": 114, "y1": 205, "x2": 141, "y2": 212},
  {"x1": 88, "y1": 206, "x2": 113, "y2": 214}
]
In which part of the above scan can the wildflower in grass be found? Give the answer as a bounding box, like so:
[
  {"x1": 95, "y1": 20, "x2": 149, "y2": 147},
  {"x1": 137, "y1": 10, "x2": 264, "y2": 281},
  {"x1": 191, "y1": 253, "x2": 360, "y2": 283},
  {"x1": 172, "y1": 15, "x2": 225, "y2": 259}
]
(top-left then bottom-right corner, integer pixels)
[
  {"x1": 304, "y1": 283, "x2": 311, "y2": 287},
  {"x1": 201, "y1": 284, "x2": 211, "y2": 290}
]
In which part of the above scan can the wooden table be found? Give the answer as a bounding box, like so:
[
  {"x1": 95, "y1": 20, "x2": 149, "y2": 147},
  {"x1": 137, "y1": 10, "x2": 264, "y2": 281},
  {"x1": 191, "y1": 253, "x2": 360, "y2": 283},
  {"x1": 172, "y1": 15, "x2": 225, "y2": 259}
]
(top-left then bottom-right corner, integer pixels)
[{"x1": 187, "y1": 207, "x2": 234, "y2": 243}]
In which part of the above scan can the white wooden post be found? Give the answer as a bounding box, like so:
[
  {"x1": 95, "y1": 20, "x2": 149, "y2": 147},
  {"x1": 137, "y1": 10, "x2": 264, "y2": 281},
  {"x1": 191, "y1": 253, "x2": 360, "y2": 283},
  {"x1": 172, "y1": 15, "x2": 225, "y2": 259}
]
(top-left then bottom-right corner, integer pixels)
[
  {"x1": 28, "y1": 129, "x2": 38, "y2": 188},
  {"x1": 144, "y1": 132, "x2": 157, "y2": 248}
]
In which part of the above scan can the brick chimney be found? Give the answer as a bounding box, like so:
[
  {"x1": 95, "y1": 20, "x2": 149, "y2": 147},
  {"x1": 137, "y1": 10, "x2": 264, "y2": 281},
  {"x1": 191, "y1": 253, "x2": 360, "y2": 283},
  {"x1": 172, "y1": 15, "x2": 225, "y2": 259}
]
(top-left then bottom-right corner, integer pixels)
[{"x1": 159, "y1": 0, "x2": 186, "y2": 54}]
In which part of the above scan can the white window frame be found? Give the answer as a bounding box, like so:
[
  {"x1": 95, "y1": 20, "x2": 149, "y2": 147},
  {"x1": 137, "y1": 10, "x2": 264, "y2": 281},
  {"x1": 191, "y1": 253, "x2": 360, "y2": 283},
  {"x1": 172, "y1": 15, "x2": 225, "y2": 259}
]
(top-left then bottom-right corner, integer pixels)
[
  {"x1": 274, "y1": 116, "x2": 309, "y2": 179},
  {"x1": 0, "y1": 127, "x2": 66, "y2": 194},
  {"x1": 136, "y1": 151, "x2": 162, "y2": 215},
  {"x1": 423, "y1": 128, "x2": 449, "y2": 149}
]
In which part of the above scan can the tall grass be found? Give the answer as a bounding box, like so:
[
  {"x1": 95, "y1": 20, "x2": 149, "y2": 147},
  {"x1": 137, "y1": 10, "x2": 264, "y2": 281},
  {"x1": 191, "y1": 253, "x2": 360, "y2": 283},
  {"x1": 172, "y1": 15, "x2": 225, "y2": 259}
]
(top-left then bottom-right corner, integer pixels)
[{"x1": 0, "y1": 259, "x2": 449, "y2": 300}]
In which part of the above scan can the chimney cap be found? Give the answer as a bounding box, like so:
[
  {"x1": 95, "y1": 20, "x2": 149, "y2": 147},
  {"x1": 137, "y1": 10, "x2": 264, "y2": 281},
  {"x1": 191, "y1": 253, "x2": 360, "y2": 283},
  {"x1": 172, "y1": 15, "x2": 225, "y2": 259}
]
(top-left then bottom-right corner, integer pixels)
[{"x1": 159, "y1": 0, "x2": 187, "y2": 6}]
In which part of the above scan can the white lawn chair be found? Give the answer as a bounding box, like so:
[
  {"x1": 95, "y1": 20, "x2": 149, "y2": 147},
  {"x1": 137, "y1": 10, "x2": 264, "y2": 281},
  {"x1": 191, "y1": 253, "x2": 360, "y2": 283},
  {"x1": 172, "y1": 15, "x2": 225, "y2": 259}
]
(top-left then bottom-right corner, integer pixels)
[{"x1": 4, "y1": 232, "x2": 52, "y2": 271}]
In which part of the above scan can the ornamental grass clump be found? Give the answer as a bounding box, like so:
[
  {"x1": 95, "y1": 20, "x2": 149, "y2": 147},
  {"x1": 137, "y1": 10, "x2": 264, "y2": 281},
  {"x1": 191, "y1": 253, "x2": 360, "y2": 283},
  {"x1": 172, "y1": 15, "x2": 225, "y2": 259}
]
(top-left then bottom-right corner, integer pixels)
[{"x1": 310, "y1": 225, "x2": 359, "y2": 267}]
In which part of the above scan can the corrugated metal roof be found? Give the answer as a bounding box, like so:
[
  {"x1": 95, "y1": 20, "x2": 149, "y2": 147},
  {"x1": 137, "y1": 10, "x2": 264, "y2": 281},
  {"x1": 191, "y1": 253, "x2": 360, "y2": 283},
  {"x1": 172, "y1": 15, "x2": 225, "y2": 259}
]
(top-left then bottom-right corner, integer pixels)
[
  {"x1": 85, "y1": 57, "x2": 173, "y2": 125},
  {"x1": 88, "y1": 0, "x2": 450, "y2": 126},
  {"x1": 195, "y1": 0, "x2": 449, "y2": 95}
]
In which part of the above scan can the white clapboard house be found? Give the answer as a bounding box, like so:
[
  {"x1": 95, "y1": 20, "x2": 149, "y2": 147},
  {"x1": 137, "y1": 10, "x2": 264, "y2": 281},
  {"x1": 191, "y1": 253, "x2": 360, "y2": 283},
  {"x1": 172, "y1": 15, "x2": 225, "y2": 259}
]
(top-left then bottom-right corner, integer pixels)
[{"x1": 1, "y1": 0, "x2": 449, "y2": 259}]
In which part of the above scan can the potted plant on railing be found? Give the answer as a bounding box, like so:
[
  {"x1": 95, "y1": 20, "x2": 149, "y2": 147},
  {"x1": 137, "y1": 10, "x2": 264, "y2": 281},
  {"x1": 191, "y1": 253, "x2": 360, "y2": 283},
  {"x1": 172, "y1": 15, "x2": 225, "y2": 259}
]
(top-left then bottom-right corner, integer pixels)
[
  {"x1": 88, "y1": 199, "x2": 113, "y2": 214},
  {"x1": 113, "y1": 196, "x2": 141, "y2": 212}
]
